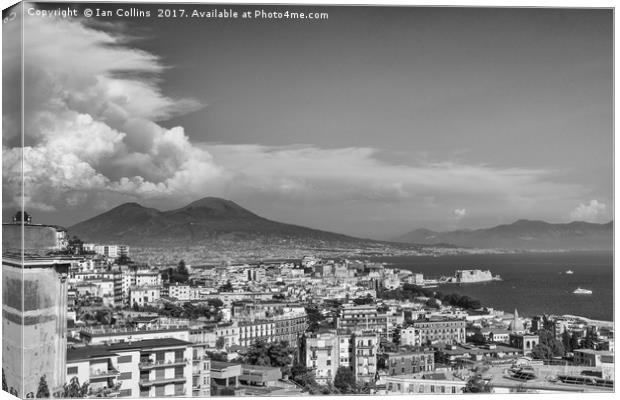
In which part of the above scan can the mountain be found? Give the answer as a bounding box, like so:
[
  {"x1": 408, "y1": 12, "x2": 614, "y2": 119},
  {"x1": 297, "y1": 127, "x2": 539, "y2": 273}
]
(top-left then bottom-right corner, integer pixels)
[
  {"x1": 68, "y1": 197, "x2": 376, "y2": 247},
  {"x1": 393, "y1": 219, "x2": 613, "y2": 251}
]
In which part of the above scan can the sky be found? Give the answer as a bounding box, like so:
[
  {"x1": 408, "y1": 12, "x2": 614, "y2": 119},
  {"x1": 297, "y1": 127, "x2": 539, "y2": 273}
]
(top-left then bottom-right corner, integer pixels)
[{"x1": 2, "y1": 3, "x2": 613, "y2": 239}]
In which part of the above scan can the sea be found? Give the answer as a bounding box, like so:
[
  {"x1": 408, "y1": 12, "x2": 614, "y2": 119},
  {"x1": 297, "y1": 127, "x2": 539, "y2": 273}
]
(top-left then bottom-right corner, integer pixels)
[{"x1": 368, "y1": 251, "x2": 614, "y2": 322}]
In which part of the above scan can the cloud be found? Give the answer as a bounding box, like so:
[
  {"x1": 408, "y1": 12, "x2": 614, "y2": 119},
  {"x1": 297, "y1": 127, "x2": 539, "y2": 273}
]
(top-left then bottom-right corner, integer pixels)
[
  {"x1": 570, "y1": 200, "x2": 607, "y2": 222},
  {"x1": 453, "y1": 208, "x2": 467, "y2": 218},
  {"x1": 208, "y1": 144, "x2": 584, "y2": 208},
  {"x1": 1, "y1": 11, "x2": 593, "y2": 231},
  {"x1": 2, "y1": 12, "x2": 221, "y2": 212}
]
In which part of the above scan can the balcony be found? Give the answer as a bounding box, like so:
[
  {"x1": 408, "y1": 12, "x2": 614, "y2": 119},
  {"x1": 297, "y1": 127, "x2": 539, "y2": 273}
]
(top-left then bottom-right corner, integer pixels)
[
  {"x1": 139, "y1": 376, "x2": 186, "y2": 386},
  {"x1": 139, "y1": 359, "x2": 188, "y2": 370},
  {"x1": 89, "y1": 368, "x2": 120, "y2": 380}
]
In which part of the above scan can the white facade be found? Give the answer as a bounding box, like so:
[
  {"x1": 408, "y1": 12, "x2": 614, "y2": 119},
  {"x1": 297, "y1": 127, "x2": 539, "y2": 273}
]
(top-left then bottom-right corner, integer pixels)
[{"x1": 130, "y1": 286, "x2": 161, "y2": 306}]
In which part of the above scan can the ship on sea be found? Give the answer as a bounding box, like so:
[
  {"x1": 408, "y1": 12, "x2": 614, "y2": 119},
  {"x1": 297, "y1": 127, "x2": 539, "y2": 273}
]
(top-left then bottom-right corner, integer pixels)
[
  {"x1": 566, "y1": 270, "x2": 574, "y2": 274},
  {"x1": 573, "y1": 287, "x2": 592, "y2": 295}
]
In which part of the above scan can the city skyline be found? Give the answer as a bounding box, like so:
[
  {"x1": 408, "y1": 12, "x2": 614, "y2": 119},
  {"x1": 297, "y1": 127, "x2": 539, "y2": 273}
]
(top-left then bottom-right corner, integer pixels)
[{"x1": 2, "y1": 4, "x2": 613, "y2": 239}]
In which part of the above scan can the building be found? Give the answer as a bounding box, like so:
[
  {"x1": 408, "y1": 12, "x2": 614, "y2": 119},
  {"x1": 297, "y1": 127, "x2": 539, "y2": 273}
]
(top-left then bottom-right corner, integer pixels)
[
  {"x1": 191, "y1": 345, "x2": 211, "y2": 397},
  {"x1": 508, "y1": 333, "x2": 540, "y2": 356},
  {"x1": 435, "y1": 344, "x2": 523, "y2": 369},
  {"x1": 337, "y1": 303, "x2": 388, "y2": 334},
  {"x1": 168, "y1": 283, "x2": 191, "y2": 301},
  {"x1": 481, "y1": 329, "x2": 511, "y2": 344},
  {"x1": 2, "y1": 218, "x2": 68, "y2": 253},
  {"x1": 573, "y1": 349, "x2": 614, "y2": 368},
  {"x1": 306, "y1": 331, "x2": 339, "y2": 383},
  {"x1": 454, "y1": 270, "x2": 494, "y2": 283},
  {"x1": 237, "y1": 311, "x2": 307, "y2": 348},
  {"x1": 210, "y1": 361, "x2": 242, "y2": 390},
  {"x1": 385, "y1": 349, "x2": 435, "y2": 375},
  {"x1": 385, "y1": 373, "x2": 466, "y2": 395},
  {"x1": 85, "y1": 244, "x2": 130, "y2": 260},
  {"x1": 508, "y1": 309, "x2": 525, "y2": 334},
  {"x1": 2, "y1": 252, "x2": 72, "y2": 396},
  {"x1": 66, "y1": 346, "x2": 123, "y2": 397},
  {"x1": 305, "y1": 329, "x2": 379, "y2": 385},
  {"x1": 130, "y1": 286, "x2": 162, "y2": 307},
  {"x1": 407, "y1": 318, "x2": 467, "y2": 346},
  {"x1": 66, "y1": 338, "x2": 196, "y2": 397},
  {"x1": 239, "y1": 364, "x2": 282, "y2": 386},
  {"x1": 351, "y1": 330, "x2": 379, "y2": 384},
  {"x1": 79, "y1": 325, "x2": 190, "y2": 345}
]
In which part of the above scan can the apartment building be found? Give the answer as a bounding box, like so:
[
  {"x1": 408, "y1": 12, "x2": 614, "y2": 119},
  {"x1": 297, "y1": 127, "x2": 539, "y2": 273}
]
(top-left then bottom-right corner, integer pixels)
[
  {"x1": 385, "y1": 348, "x2": 435, "y2": 375},
  {"x1": 66, "y1": 338, "x2": 199, "y2": 397},
  {"x1": 351, "y1": 330, "x2": 379, "y2": 384},
  {"x1": 237, "y1": 311, "x2": 307, "y2": 348},
  {"x1": 130, "y1": 286, "x2": 162, "y2": 307},
  {"x1": 305, "y1": 329, "x2": 379, "y2": 385},
  {"x1": 404, "y1": 318, "x2": 467, "y2": 346}
]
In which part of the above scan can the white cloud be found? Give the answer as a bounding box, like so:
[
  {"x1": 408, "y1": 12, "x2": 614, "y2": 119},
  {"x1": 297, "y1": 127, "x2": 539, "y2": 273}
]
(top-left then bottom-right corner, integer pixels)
[
  {"x1": 1, "y1": 12, "x2": 592, "y2": 228},
  {"x1": 2, "y1": 13, "x2": 220, "y2": 211},
  {"x1": 570, "y1": 200, "x2": 607, "y2": 222},
  {"x1": 453, "y1": 208, "x2": 467, "y2": 218}
]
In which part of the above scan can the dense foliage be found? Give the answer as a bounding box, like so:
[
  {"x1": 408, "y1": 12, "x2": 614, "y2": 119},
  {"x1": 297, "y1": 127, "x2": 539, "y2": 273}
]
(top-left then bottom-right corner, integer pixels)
[{"x1": 379, "y1": 284, "x2": 482, "y2": 310}]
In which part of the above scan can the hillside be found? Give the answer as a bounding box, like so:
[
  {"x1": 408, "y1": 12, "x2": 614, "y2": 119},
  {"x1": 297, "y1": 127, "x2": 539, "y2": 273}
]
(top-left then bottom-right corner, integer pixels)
[
  {"x1": 69, "y1": 197, "x2": 376, "y2": 247},
  {"x1": 393, "y1": 219, "x2": 613, "y2": 251}
]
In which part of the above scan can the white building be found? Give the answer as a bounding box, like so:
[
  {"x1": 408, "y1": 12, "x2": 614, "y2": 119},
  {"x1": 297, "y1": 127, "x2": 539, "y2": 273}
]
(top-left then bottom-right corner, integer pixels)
[
  {"x1": 130, "y1": 286, "x2": 161, "y2": 307},
  {"x1": 66, "y1": 338, "x2": 201, "y2": 397}
]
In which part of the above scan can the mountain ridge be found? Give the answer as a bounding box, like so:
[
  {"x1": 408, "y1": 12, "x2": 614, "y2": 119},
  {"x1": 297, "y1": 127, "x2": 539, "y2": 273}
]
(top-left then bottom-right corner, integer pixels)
[
  {"x1": 68, "y1": 197, "x2": 376, "y2": 247},
  {"x1": 393, "y1": 219, "x2": 613, "y2": 251}
]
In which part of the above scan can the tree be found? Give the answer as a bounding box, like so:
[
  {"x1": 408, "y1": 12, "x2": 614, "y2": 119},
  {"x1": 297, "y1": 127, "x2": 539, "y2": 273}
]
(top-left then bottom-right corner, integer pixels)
[
  {"x1": 61, "y1": 377, "x2": 89, "y2": 398},
  {"x1": 538, "y1": 329, "x2": 565, "y2": 357},
  {"x1": 464, "y1": 374, "x2": 491, "y2": 393},
  {"x1": 570, "y1": 332, "x2": 580, "y2": 351},
  {"x1": 583, "y1": 328, "x2": 598, "y2": 349},
  {"x1": 469, "y1": 331, "x2": 487, "y2": 345},
  {"x1": 177, "y1": 260, "x2": 189, "y2": 278},
  {"x1": 216, "y1": 336, "x2": 226, "y2": 350},
  {"x1": 219, "y1": 281, "x2": 234, "y2": 292},
  {"x1": 208, "y1": 298, "x2": 224, "y2": 308},
  {"x1": 305, "y1": 305, "x2": 325, "y2": 333},
  {"x1": 2, "y1": 368, "x2": 8, "y2": 392},
  {"x1": 244, "y1": 340, "x2": 272, "y2": 366},
  {"x1": 36, "y1": 375, "x2": 50, "y2": 398},
  {"x1": 392, "y1": 326, "x2": 402, "y2": 346},
  {"x1": 333, "y1": 366, "x2": 356, "y2": 394},
  {"x1": 115, "y1": 254, "x2": 132, "y2": 265},
  {"x1": 290, "y1": 363, "x2": 318, "y2": 389},
  {"x1": 561, "y1": 329, "x2": 572, "y2": 352}
]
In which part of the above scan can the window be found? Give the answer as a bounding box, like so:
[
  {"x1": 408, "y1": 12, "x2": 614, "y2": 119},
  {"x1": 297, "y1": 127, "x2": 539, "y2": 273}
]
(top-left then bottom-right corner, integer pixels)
[
  {"x1": 119, "y1": 389, "x2": 132, "y2": 397},
  {"x1": 119, "y1": 372, "x2": 132, "y2": 380},
  {"x1": 326, "y1": 360, "x2": 331, "y2": 366},
  {"x1": 118, "y1": 355, "x2": 132, "y2": 363},
  {"x1": 430, "y1": 385, "x2": 435, "y2": 393},
  {"x1": 67, "y1": 366, "x2": 78, "y2": 375},
  {"x1": 452, "y1": 387, "x2": 457, "y2": 394}
]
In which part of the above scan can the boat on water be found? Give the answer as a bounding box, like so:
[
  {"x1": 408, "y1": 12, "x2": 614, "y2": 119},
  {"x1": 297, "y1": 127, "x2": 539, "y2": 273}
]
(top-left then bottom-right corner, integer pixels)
[
  {"x1": 573, "y1": 287, "x2": 592, "y2": 295},
  {"x1": 565, "y1": 270, "x2": 574, "y2": 274}
]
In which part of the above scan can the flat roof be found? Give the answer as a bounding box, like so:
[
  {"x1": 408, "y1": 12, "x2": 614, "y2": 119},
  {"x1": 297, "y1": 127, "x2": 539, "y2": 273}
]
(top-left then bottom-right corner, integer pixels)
[
  {"x1": 211, "y1": 361, "x2": 242, "y2": 369},
  {"x1": 2, "y1": 254, "x2": 76, "y2": 267},
  {"x1": 67, "y1": 346, "x2": 117, "y2": 362},
  {"x1": 107, "y1": 338, "x2": 191, "y2": 350}
]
